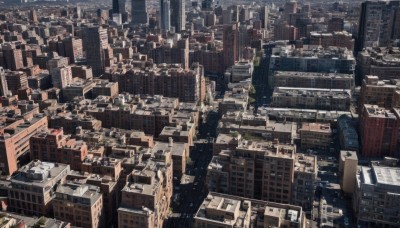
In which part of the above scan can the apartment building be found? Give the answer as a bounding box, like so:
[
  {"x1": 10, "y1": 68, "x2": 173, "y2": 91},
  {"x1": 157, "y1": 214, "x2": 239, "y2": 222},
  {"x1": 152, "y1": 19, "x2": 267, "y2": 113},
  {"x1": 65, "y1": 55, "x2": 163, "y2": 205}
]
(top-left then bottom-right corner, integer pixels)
[
  {"x1": 194, "y1": 192, "x2": 306, "y2": 228},
  {"x1": 309, "y1": 31, "x2": 354, "y2": 50},
  {"x1": 53, "y1": 183, "x2": 103, "y2": 228},
  {"x1": 269, "y1": 46, "x2": 355, "y2": 86},
  {"x1": 2, "y1": 43, "x2": 23, "y2": 71},
  {"x1": 51, "y1": 66, "x2": 72, "y2": 89},
  {"x1": 92, "y1": 80, "x2": 118, "y2": 98},
  {"x1": 359, "y1": 75, "x2": 399, "y2": 110},
  {"x1": 217, "y1": 116, "x2": 296, "y2": 144},
  {"x1": 48, "y1": 112, "x2": 102, "y2": 135},
  {"x1": 30, "y1": 128, "x2": 68, "y2": 162},
  {"x1": 5, "y1": 70, "x2": 28, "y2": 95},
  {"x1": 299, "y1": 123, "x2": 332, "y2": 151},
  {"x1": 225, "y1": 60, "x2": 254, "y2": 83},
  {"x1": 117, "y1": 155, "x2": 173, "y2": 228},
  {"x1": 4, "y1": 160, "x2": 70, "y2": 216},
  {"x1": 116, "y1": 63, "x2": 205, "y2": 103},
  {"x1": 151, "y1": 140, "x2": 189, "y2": 177},
  {"x1": 271, "y1": 87, "x2": 351, "y2": 111},
  {"x1": 292, "y1": 154, "x2": 317, "y2": 210},
  {"x1": 81, "y1": 156, "x2": 122, "y2": 181},
  {"x1": 357, "y1": 47, "x2": 400, "y2": 83},
  {"x1": 62, "y1": 79, "x2": 95, "y2": 102},
  {"x1": 359, "y1": 104, "x2": 400, "y2": 158},
  {"x1": 85, "y1": 94, "x2": 197, "y2": 137},
  {"x1": 273, "y1": 71, "x2": 354, "y2": 90},
  {"x1": 339, "y1": 151, "x2": 358, "y2": 196},
  {"x1": 353, "y1": 165, "x2": 400, "y2": 227},
  {"x1": 207, "y1": 140, "x2": 317, "y2": 208},
  {"x1": 66, "y1": 171, "x2": 119, "y2": 227},
  {"x1": 0, "y1": 114, "x2": 48, "y2": 175}
]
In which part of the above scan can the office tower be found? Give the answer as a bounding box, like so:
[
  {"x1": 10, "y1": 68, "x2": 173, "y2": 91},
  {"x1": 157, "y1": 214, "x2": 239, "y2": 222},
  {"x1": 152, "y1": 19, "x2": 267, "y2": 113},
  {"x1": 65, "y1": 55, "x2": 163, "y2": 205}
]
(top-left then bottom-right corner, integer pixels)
[
  {"x1": 112, "y1": 0, "x2": 126, "y2": 14},
  {"x1": 260, "y1": 5, "x2": 269, "y2": 29},
  {"x1": 201, "y1": 0, "x2": 213, "y2": 10},
  {"x1": 284, "y1": 0, "x2": 297, "y2": 22},
  {"x1": 357, "y1": 1, "x2": 400, "y2": 52},
  {"x1": 82, "y1": 26, "x2": 108, "y2": 77},
  {"x1": 171, "y1": 0, "x2": 185, "y2": 32},
  {"x1": 0, "y1": 67, "x2": 9, "y2": 96},
  {"x1": 29, "y1": 9, "x2": 37, "y2": 22},
  {"x1": 223, "y1": 23, "x2": 238, "y2": 70},
  {"x1": 2, "y1": 43, "x2": 23, "y2": 71},
  {"x1": 131, "y1": 0, "x2": 148, "y2": 25},
  {"x1": 160, "y1": 0, "x2": 171, "y2": 32},
  {"x1": 327, "y1": 17, "x2": 344, "y2": 32}
]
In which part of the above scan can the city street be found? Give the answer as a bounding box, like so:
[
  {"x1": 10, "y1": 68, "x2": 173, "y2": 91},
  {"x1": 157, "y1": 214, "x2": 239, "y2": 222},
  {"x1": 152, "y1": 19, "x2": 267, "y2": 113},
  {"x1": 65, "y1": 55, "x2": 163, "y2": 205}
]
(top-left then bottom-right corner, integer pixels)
[{"x1": 166, "y1": 110, "x2": 219, "y2": 227}]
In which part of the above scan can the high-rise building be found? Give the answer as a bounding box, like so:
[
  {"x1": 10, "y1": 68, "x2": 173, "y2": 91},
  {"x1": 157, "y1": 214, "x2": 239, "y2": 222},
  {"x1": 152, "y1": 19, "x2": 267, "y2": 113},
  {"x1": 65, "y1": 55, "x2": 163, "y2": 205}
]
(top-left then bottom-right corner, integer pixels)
[
  {"x1": 171, "y1": 0, "x2": 185, "y2": 32},
  {"x1": 359, "y1": 104, "x2": 400, "y2": 158},
  {"x1": 82, "y1": 26, "x2": 109, "y2": 77},
  {"x1": 260, "y1": 5, "x2": 269, "y2": 29},
  {"x1": 223, "y1": 23, "x2": 239, "y2": 70},
  {"x1": 131, "y1": 0, "x2": 148, "y2": 25},
  {"x1": 62, "y1": 36, "x2": 83, "y2": 64},
  {"x1": 29, "y1": 9, "x2": 38, "y2": 22},
  {"x1": 207, "y1": 140, "x2": 317, "y2": 209},
  {"x1": 201, "y1": 0, "x2": 213, "y2": 10},
  {"x1": 5, "y1": 71, "x2": 28, "y2": 95},
  {"x1": 160, "y1": 0, "x2": 171, "y2": 32},
  {"x1": 338, "y1": 150, "x2": 358, "y2": 196},
  {"x1": 112, "y1": 0, "x2": 126, "y2": 14},
  {"x1": 2, "y1": 43, "x2": 23, "y2": 71},
  {"x1": 327, "y1": 17, "x2": 344, "y2": 32},
  {"x1": 0, "y1": 67, "x2": 9, "y2": 96},
  {"x1": 117, "y1": 151, "x2": 172, "y2": 228},
  {"x1": 357, "y1": 1, "x2": 400, "y2": 52},
  {"x1": 51, "y1": 66, "x2": 73, "y2": 89}
]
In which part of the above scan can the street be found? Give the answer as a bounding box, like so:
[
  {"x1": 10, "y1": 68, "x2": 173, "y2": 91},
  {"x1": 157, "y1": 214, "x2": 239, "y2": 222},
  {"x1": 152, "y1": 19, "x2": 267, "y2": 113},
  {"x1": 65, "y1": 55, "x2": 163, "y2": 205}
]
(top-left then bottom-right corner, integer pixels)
[{"x1": 165, "y1": 110, "x2": 219, "y2": 227}]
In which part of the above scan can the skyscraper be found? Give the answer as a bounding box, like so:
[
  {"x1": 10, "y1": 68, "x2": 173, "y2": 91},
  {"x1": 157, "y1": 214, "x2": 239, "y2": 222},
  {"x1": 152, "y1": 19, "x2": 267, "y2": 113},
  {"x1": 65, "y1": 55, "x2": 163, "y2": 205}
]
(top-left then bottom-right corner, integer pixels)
[
  {"x1": 131, "y1": 0, "x2": 148, "y2": 25},
  {"x1": 112, "y1": 0, "x2": 126, "y2": 14},
  {"x1": 201, "y1": 0, "x2": 214, "y2": 10},
  {"x1": 160, "y1": 0, "x2": 171, "y2": 32},
  {"x1": 260, "y1": 5, "x2": 269, "y2": 29},
  {"x1": 171, "y1": 0, "x2": 185, "y2": 32},
  {"x1": 82, "y1": 26, "x2": 109, "y2": 77},
  {"x1": 357, "y1": 1, "x2": 400, "y2": 52},
  {"x1": 223, "y1": 23, "x2": 238, "y2": 70}
]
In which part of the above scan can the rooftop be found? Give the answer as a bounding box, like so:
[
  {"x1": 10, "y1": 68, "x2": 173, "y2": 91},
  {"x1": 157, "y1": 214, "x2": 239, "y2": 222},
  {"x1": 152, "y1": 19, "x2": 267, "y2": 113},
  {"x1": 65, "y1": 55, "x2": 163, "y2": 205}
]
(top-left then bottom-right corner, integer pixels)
[
  {"x1": 56, "y1": 183, "x2": 101, "y2": 206},
  {"x1": 11, "y1": 160, "x2": 70, "y2": 189},
  {"x1": 300, "y1": 122, "x2": 331, "y2": 133}
]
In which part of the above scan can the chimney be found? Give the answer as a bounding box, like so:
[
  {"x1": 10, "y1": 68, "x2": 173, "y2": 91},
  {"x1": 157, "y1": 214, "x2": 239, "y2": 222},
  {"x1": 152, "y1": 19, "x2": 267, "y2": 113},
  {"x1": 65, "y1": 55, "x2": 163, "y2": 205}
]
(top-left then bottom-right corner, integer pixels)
[{"x1": 168, "y1": 137, "x2": 173, "y2": 147}]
